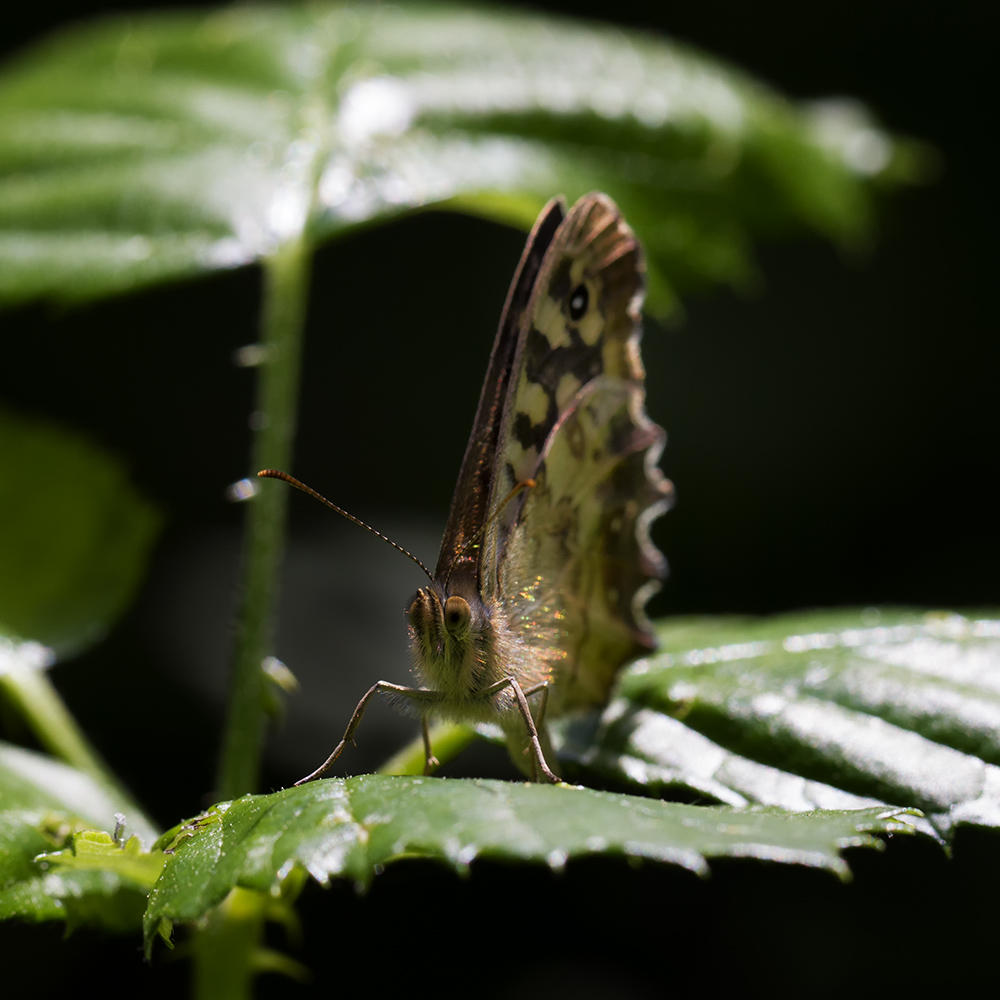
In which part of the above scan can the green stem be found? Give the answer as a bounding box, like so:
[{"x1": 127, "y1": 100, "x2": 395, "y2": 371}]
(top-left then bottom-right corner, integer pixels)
[
  {"x1": 192, "y1": 887, "x2": 263, "y2": 1000},
  {"x1": 192, "y1": 887, "x2": 308, "y2": 999},
  {"x1": 216, "y1": 239, "x2": 311, "y2": 800}
]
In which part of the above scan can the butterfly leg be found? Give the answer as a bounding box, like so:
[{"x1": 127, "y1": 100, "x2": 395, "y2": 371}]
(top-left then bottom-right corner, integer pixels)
[
  {"x1": 421, "y1": 716, "x2": 441, "y2": 775},
  {"x1": 293, "y1": 681, "x2": 441, "y2": 785},
  {"x1": 510, "y1": 679, "x2": 559, "y2": 784},
  {"x1": 478, "y1": 676, "x2": 560, "y2": 784},
  {"x1": 517, "y1": 683, "x2": 554, "y2": 781},
  {"x1": 522, "y1": 682, "x2": 550, "y2": 729}
]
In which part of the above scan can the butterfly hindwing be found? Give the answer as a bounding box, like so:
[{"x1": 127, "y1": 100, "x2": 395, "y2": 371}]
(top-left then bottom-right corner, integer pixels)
[{"x1": 500, "y1": 377, "x2": 671, "y2": 713}]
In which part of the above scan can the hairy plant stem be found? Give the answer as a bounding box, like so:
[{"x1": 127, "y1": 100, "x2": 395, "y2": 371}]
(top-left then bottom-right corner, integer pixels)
[{"x1": 216, "y1": 239, "x2": 310, "y2": 800}]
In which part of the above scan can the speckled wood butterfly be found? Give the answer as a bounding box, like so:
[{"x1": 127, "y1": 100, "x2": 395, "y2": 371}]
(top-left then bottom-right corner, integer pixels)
[{"x1": 260, "y1": 192, "x2": 672, "y2": 783}]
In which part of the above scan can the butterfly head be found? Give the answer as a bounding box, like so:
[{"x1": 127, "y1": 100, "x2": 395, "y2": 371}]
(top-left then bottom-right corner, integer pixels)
[
  {"x1": 408, "y1": 582, "x2": 478, "y2": 652},
  {"x1": 407, "y1": 581, "x2": 503, "y2": 700}
]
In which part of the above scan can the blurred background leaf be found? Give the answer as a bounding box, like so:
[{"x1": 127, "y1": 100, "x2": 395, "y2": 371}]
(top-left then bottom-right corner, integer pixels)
[{"x1": 0, "y1": 409, "x2": 160, "y2": 657}]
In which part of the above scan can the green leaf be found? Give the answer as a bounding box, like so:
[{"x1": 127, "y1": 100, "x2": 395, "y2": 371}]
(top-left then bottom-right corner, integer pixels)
[
  {"x1": 0, "y1": 741, "x2": 158, "y2": 843},
  {"x1": 37, "y1": 828, "x2": 164, "y2": 886},
  {"x1": 0, "y1": 742, "x2": 160, "y2": 929},
  {"x1": 142, "y1": 774, "x2": 921, "y2": 953},
  {"x1": 0, "y1": 812, "x2": 148, "y2": 931},
  {"x1": 562, "y1": 609, "x2": 1000, "y2": 837},
  {"x1": 0, "y1": 3, "x2": 916, "y2": 310},
  {"x1": 0, "y1": 409, "x2": 160, "y2": 657}
]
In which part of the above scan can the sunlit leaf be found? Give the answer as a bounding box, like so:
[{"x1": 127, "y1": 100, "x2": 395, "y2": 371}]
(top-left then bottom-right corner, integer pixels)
[
  {"x1": 142, "y1": 774, "x2": 921, "y2": 953},
  {"x1": 0, "y1": 3, "x2": 915, "y2": 309},
  {"x1": 0, "y1": 742, "x2": 159, "y2": 929},
  {"x1": 561, "y1": 609, "x2": 1000, "y2": 837}
]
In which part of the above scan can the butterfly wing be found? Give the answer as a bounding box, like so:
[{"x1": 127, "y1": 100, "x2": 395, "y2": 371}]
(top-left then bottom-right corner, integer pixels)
[
  {"x1": 499, "y1": 378, "x2": 671, "y2": 712},
  {"x1": 433, "y1": 197, "x2": 567, "y2": 594},
  {"x1": 483, "y1": 193, "x2": 672, "y2": 711}
]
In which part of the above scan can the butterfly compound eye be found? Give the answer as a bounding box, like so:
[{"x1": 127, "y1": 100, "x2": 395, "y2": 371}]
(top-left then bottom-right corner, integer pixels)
[
  {"x1": 443, "y1": 595, "x2": 471, "y2": 636},
  {"x1": 568, "y1": 283, "x2": 589, "y2": 322}
]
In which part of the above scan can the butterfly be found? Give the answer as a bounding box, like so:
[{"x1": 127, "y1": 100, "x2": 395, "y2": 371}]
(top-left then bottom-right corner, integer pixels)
[{"x1": 260, "y1": 192, "x2": 672, "y2": 783}]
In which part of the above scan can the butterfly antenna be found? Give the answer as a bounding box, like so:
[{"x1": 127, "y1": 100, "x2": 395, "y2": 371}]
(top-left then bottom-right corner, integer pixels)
[
  {"x1": 444, "y1": 478, "x2": 536, "y2": 588},
  {"x1": 257, "y1": 469, "x2": 434, "y2": 581}
]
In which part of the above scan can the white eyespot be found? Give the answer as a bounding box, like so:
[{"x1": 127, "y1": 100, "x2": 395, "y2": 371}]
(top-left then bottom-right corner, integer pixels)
[{"x1": 568, "y1": 283, "x2": 589, "y2": 321}]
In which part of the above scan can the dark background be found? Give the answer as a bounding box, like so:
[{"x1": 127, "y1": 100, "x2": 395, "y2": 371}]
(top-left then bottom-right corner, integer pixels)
[{"x1": 1, "y1": 1, "x2": 994, "y2": 996}]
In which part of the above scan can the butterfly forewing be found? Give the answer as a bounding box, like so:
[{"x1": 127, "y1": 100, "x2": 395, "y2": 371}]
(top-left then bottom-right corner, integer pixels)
[
  {"x1": 433, "y1": 198, "x2": 566, "y2": 592},
  {"x1": 481, "y1": 195, "x2": 654, "y2": 586}
]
